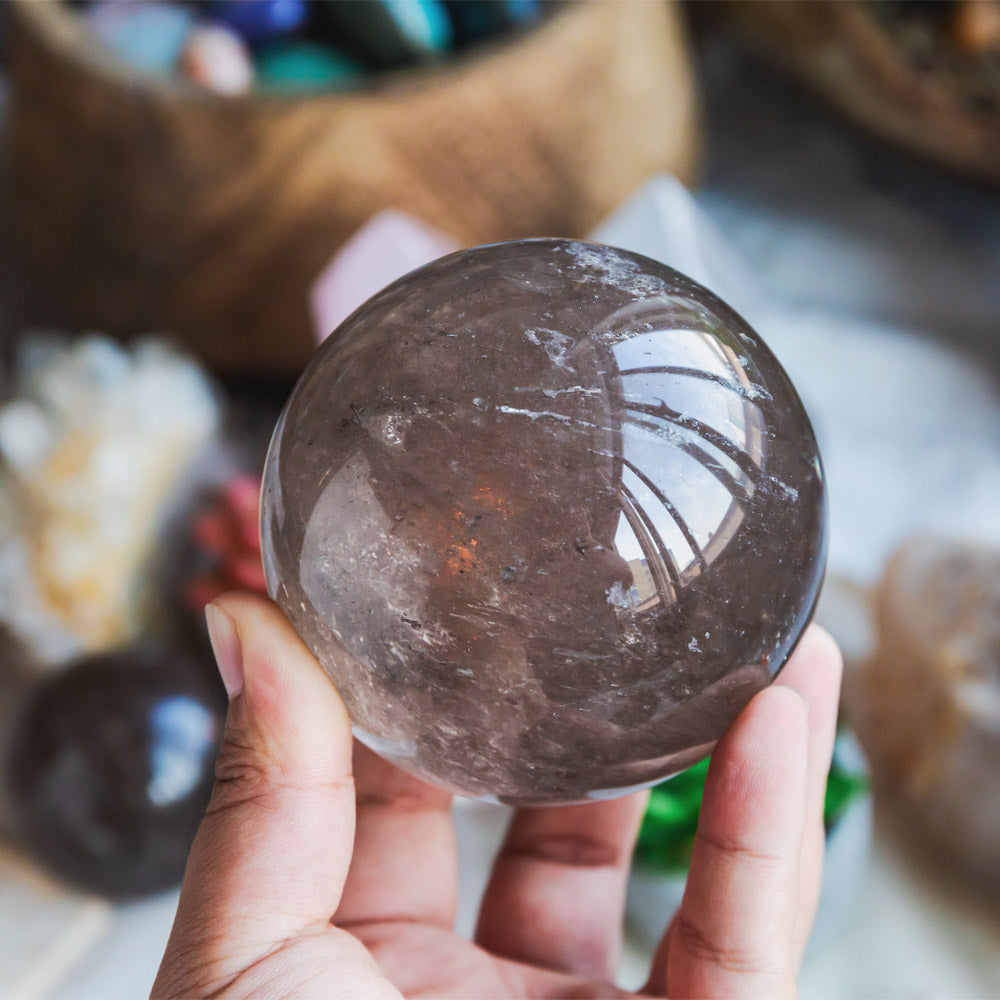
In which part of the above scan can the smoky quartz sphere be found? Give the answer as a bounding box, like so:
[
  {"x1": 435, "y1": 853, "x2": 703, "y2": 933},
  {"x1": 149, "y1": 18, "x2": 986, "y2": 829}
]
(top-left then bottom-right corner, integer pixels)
[{"x1": 261, "y1": 240, "x2": 826, "y2": 805}]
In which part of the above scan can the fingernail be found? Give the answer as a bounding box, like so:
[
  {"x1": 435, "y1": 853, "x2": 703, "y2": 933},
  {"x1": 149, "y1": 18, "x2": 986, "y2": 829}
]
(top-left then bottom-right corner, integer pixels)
[{"x1": 206, "y1": 602, "x2": 244, "y2": 699}]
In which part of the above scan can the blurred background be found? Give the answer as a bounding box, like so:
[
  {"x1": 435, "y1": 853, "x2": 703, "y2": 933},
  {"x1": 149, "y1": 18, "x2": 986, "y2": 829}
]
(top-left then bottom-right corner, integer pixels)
[{"x1": 0, "y1": 1, "x2": 998, "y2": 996}]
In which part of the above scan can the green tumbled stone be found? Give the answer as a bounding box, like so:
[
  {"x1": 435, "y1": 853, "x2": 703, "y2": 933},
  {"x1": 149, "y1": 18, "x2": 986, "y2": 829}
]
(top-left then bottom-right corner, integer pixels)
[{"x1": 255, "y1": 42, "x2": 366, "y2": 93}]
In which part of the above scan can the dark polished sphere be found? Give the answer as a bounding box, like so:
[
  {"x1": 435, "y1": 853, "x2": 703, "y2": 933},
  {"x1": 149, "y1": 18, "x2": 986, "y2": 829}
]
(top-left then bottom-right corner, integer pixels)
[
  {"x1": 262, "y1": 239, "x2": 826, "y2": 804},
  {"x1": 5, "y1": 646, "x2": 224, "y2": 897}
]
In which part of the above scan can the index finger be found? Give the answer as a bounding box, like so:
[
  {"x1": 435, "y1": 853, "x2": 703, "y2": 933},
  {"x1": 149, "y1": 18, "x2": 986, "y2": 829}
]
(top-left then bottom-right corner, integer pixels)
[{"x1": 334, "y1": 744, "x2": 458, "y2": 932}]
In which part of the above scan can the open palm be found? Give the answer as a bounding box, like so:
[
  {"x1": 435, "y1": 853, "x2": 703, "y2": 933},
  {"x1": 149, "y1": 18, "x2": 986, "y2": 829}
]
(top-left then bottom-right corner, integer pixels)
[{"x1": 153, "y1": 593, "x2": 841, "y2": 1000}]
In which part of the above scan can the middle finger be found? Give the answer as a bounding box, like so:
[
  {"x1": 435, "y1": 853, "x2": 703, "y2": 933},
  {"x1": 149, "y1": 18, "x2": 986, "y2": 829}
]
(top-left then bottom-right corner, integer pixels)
[{"x1": 475, "y1": 792, "x2": 648, "y2": 980}]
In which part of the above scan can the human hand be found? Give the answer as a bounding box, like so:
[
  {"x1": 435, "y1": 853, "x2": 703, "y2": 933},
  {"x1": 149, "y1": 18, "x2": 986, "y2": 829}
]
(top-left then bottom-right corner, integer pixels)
[{"x1": 153, "y1": 592, "x2": 842, "y2": 999}]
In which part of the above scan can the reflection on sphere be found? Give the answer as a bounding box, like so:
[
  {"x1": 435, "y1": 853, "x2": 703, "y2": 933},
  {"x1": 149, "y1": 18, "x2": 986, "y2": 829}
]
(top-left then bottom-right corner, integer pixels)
[{"x1": 262, "y1": 240, "x2": 826, "y2": 804}]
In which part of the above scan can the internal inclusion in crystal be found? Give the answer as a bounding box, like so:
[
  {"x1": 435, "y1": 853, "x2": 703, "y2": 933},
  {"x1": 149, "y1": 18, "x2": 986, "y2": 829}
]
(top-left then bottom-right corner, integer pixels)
[{"x1": 261, "y1": 239, "x2": 827, "y2": 804}]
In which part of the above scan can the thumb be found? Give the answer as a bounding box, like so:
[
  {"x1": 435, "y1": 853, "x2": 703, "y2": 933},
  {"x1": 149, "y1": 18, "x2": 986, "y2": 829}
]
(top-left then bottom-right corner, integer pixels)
[{"x1": 154, "y1": 592, "x2": 358, "y2": 994}]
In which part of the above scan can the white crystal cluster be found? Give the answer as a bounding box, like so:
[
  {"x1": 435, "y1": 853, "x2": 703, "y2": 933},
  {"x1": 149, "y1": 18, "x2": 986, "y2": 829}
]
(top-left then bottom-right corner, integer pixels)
[{"x1": 0, "y1": 335, "x2": 219, "y2": 664}]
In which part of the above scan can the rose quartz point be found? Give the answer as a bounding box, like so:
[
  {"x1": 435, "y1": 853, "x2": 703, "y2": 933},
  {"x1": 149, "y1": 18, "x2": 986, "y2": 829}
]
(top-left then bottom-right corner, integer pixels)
[{"x1": 309, "y1": 211, "x2": 459, "y2": 344}]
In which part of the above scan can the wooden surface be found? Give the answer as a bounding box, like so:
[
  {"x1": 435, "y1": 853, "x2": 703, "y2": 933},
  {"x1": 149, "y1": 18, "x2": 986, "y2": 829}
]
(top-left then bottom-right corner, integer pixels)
[{"x1": 6, "y1": 0, "x2": 701, "y2": 375}]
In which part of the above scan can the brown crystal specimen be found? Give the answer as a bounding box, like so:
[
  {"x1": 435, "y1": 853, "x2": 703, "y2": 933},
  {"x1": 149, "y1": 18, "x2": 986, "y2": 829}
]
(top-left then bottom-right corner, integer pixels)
[
  {"x1": 846, "y1": 538, "x2": 1000, "y2": 892},
  {"x1": 261, "y1": 240, "x2": 826, "y2": 804}
]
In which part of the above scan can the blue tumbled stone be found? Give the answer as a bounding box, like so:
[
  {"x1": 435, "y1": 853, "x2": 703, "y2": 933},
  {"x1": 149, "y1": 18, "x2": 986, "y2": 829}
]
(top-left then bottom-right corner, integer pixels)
[{"x1": 209, "y1": 0, "x2": 309, "y2": 44}]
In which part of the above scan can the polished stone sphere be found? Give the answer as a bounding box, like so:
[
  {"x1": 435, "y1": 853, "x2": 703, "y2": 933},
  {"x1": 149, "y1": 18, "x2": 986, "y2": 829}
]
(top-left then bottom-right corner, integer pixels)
[
  {"x1": 5, "y1": 645, "x2": 224, "y2": 897},
  {"x1": 261, "y1": 240, "x2": 826, "y2": 804}
]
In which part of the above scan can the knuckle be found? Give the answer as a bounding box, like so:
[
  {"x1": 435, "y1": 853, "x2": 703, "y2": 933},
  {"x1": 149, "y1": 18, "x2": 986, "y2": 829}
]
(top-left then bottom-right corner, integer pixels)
[
  {"x1": 205, "y1": 732, "x2": 277, "y2": 816},
  {"x1": 205, "y1": 727, "x2": 355, "y2": 819},
  {"x1": 506, "y1": 831, "x2": 623, "y2": 870},
  {"x1": 673, "y1": 912, "x2": 784, "y2": 978},
  {"x1": 695, "y1": 825, "x2": 787, "y2": 868}
]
